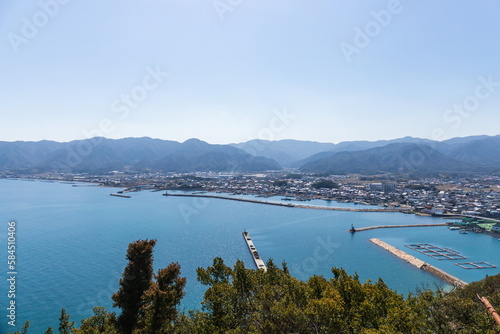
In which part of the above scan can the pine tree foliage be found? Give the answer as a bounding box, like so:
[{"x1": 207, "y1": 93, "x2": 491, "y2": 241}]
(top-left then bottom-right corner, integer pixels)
[
  {"x1": 139, "y1": 263, "x2": 186, "y2": 333},
  {"x1": 112, "y1": 239, "x2": 157, "y2": 334},
  {"x1": 43, "y1": 327, "x2": 54, "y2": 334},
  {"x1": 58, "y1": 309, "x2": 75, "y2": 334}
]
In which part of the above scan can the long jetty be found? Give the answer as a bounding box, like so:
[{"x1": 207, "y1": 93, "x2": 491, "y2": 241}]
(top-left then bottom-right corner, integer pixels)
[
  {"x1": 242, "y1": 231, "x2": 267, "y2": 271},
  {"x1": 163, "y1": 193, "x2": 402, "y2": 213},
  {"x1": 370, "y1": 238, "x2": 468, "y2": 288},
  {"x1": 351, "y1": 223, "x2": 449, "y2": 232},
  {"x1": 110, "y1": 193, "x2": 131, "y2": 198}
]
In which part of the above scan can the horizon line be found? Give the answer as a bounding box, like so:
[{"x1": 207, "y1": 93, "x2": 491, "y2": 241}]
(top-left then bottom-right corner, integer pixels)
[{"x1": 0, "y1": 134, "x2": 499, "y2": 145}]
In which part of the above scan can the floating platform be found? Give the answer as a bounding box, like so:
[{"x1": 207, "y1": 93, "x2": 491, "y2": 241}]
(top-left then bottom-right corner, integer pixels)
[
  {"x1": 405, "y1": 243, "x2": 466, "y2": 260},
  {"x1": 242, "y1": 231, "x2": 267, "y2": 271},
  {"x1": 455, "y1": 262, "x2": 497, "y2": 270}
]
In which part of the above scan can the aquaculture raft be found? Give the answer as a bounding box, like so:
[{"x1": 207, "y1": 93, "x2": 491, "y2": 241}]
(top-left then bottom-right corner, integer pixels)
[
  {"x1": 405, "y1": 243, "x2": 466, "y2": 260},
  {"x1": 455, "y1": 262, "x2": 496, "y2": 270}
]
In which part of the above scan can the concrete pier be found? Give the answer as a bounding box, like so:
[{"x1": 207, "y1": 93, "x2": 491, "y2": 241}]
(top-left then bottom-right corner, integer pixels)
[
  {"x1": 370, "y1": 238, "x2": 426, "y2": 269},
  {"x1": 242, "y1": 231, "x2": 267, "y2": 271},
  {"x1": 110, "y1": 193, "x2": 131, "y2": 198},
  {"x1": 370, "y1": 238, "x2": 468, "y2": 288},
  {"x1": 351, "y1": 223, "x2": 449, "y2": 232}
]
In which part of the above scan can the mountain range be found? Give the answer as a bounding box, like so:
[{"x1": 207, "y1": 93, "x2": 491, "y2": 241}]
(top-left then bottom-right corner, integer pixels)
[
  {"x1": 297, "y1": 136, "x2": 500, "y2": 174},
  {"x1": 0, "y1": 135, "x2": 499, "y2": 174},
  {"x1": 0, "y1": 138, "x2": 280, "y2": 173}
]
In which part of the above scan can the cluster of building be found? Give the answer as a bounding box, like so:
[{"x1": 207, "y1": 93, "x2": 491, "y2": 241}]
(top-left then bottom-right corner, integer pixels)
[{"x1": 4, "y1": 171, "x2": 500, "y2": 219}]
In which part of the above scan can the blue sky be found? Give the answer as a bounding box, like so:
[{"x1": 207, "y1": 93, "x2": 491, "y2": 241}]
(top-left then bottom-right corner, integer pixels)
[{"x1": 1, "y1": 0, "x2": 500, "y2": 144}]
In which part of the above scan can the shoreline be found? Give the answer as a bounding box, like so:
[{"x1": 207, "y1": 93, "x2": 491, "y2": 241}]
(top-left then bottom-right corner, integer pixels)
[
  {"x1": 4, "y1": 178, "x2": 499, "y2": 238},
  {"x1": 163, "y1": 192, "x2": 404, "y2": 213}
]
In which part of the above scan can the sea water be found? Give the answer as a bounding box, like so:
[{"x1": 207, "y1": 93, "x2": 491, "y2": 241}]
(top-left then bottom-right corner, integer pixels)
[{"x1": 0, "y1": 179, "x2": 498, "y2": 333}]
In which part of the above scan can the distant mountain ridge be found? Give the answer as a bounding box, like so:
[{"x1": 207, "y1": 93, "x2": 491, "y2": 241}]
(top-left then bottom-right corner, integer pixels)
[
  {"x1": 291, "y1": 137, "x2": 427, "y2": 168},
  {"x1": 1, "y1": 135, "x2": 499, "y2": 174},
  {"x1": 0, "y1": 137, "x2": 281, "y2": 173},
  {"x1": 230, "y1": 139, "x2": 336, "y2": 167},
  {"x1": 446, "y1": 136, "x2": 500, "y2": 167},
  {"x1": 299, "y1": 143, "x2": 481, "y2": 174}
]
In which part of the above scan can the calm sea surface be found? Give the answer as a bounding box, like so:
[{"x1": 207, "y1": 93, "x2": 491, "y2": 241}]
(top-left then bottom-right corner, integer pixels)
[{"x1": 0, "y1": 179, "x2": 498, "y2": 333}]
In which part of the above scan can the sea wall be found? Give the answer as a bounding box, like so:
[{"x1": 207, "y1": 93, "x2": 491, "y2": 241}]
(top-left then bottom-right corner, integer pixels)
[
  {"x1": 370, "y1": 238, "x2": 426, "y2": 269},
  {"x1": 370, "y1": 238, "x2": 468, "y2": 288},
  {"x1": 353, "y1": 223, "x2": 449, "y2": 232},
  {"x1": 423, "y1": 264, "x2": 468, "y2": 288}
]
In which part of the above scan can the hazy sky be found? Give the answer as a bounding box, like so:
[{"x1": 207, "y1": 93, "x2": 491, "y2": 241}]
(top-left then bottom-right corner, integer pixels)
[{"x1": 2, "y1": 0, "x2": 500, "y2": 144}]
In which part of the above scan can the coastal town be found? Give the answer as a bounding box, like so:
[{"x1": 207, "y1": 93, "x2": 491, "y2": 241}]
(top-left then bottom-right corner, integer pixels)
[{"x1": 4, "y1": 170, "x2": 500, "y2": 220}]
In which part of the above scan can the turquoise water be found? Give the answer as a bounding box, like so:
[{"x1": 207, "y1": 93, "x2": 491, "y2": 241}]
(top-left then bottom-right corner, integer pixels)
[{"x1": 0, "y1": 179, "x2": 499, "y2": 333}]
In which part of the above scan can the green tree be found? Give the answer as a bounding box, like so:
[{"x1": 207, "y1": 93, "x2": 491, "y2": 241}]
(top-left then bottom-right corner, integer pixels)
[
  {"x1": 196, "y1": 258, "x2": 235, "y2": 330},
  {"x1": 7, "y1": 321, "x2": 31, "y2": 334},
  {"x1": 196, "y1": 257, "x2": 232, "y2": 285},
  {"x1": 11, "y1": 321, "x2": 30, "y2": 334},
  {"x1": 311, "y1": 179, "x2": 338, "y2": 189},
  {"x1": 43, "y1": 327, "x2": 54, "y2": 334},
  {"x1": 112, "y1": 239, "x2": 157, "y2": 334},
  {"x1": 20, "y1": 321, "x2": 30, "y2": 334},
  {"x1": 19, "y1": 255, "x2": 500, "y2": 333},
  {"x1": 76, "y1": 307, "x2": 118, "y2": 334},
  {"x1": 139, "y1": 262, "x2": 186, "y2": 333},
  {"x1": 58, "y1": 309, "x2": 74, "y2": 334}
]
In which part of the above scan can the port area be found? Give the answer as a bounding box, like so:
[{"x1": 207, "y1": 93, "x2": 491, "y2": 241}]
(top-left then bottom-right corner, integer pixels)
[
  {"x1": 242, "y1": 231, "x2": 267, "y2": 272},
  {"x1": 370, "y1": 238, "x2": 468, "y2": 288}
]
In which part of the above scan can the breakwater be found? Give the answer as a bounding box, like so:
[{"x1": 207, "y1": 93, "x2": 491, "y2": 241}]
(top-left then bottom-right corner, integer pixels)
[
  {"x1": 370, "y1": 238, "x2": 468, "y2": 288},
  {"x1": 110, "y1": 193, "x2": 131, "y2": 198},
  {"x1": 163, "y1": 193, "x2": 403, "y2": 213},
  {"x1": 242, "y1": 231, "x2": 267, "y2": 271},
  {"x1": 351, "y1": 223, "x2": 449, "y2": 232}
]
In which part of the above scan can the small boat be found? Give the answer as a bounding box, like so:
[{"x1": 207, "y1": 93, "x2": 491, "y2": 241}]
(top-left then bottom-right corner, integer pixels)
[
  {"x1": 460, "y1": 229, "x2": 468, "y2": 234},
  {"x1": 448, "y1": 226, "x2": 460, "y2": 230}
]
